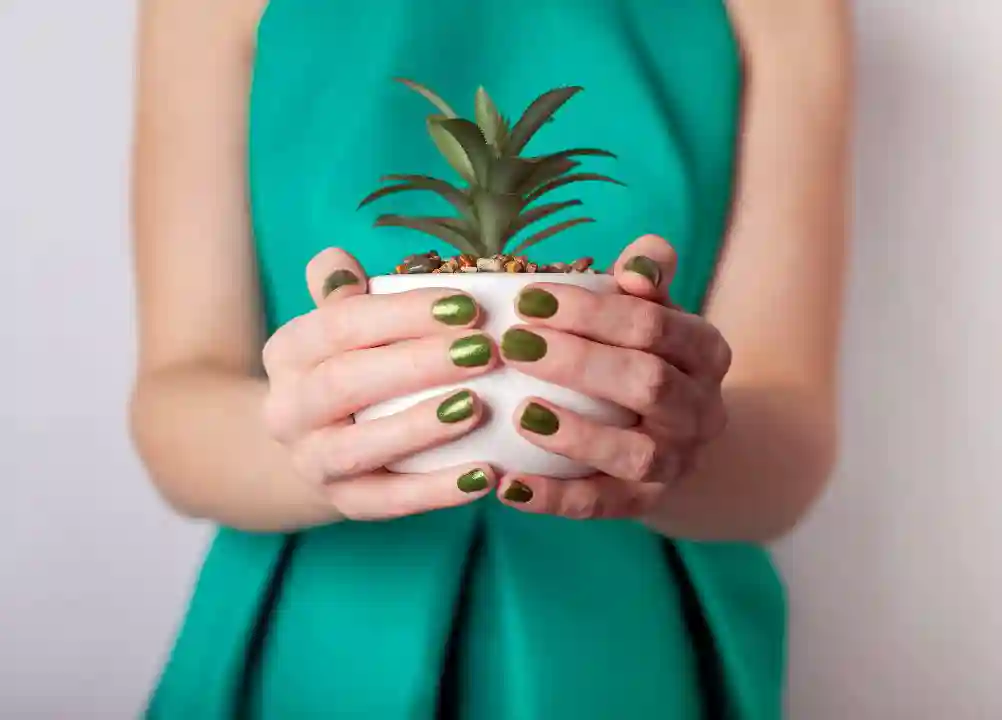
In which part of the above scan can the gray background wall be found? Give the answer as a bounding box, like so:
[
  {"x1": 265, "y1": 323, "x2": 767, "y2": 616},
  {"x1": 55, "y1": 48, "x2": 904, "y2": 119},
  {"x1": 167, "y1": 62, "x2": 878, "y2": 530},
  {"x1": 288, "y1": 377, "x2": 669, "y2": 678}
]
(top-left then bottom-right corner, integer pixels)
[{"x1": 3, "y1": 1, "x2": 1000, "y2": 717}]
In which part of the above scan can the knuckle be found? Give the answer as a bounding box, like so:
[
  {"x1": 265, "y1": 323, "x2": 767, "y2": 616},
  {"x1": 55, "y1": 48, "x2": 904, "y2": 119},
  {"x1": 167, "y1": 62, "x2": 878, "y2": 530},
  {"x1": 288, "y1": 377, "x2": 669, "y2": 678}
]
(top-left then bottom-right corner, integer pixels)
[
  {"x1": 291, "y1": 429, "x2": 365, "y2": 485},
  {"x1": 320, "y1": 444, "x2": 367, "y2": 481},
  {"x1": 559, "y1": 488, "x2": 603, "y2": 520},
  {"x1": 628, "y1": 305, "x2": 666, "y2": 349},
  {"x1": 623, "y1": 434, "x2": 659, "y2": 482},
  {"x1": 262, "y1": 389, "x2": 295, "y2": 443},
  {"x1": 290, "y1": 441, "x2": 325, "y2": 487},
  {"x1": 633, "y1": 356, "x2": 672, "y2": 410},
  {"x1": 707, "y1": 328, "x2": 732, "y2": 378},
  {"x1": 261, "y1": 328, "x2": 290, "y2": 374}
]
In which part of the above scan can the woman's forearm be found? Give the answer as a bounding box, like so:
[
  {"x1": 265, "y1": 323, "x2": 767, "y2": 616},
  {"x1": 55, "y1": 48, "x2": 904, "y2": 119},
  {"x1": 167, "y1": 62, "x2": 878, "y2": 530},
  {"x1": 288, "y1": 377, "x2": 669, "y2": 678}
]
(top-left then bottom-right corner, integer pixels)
[
  {"x1": 644, "y1": 380, "x2": 837, "y2": 543},
  {"x1": 129, "y1": 363, "x2": 343, "y2": 533}
]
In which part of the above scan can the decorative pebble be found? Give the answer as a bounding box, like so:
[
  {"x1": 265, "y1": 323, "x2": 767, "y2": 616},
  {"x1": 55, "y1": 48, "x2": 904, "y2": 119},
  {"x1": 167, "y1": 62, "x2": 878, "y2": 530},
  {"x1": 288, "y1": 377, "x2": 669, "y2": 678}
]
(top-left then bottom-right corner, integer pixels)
[
  {"x1": 391, "y1": 250, "x2": 597, "y2": 275},
  {"x1": 477, "y1": 257, "x2": 504, "y2": 272}
]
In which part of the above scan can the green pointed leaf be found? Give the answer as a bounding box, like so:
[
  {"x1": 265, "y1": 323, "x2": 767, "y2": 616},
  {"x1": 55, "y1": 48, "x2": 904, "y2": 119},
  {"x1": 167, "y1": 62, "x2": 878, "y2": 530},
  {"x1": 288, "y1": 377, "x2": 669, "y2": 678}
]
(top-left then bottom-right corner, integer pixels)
[
  {"x1": 547, "y1": 148, "x2": 618, "y2": 161},
  {"x1": 357, "y1": 183, "x2": 418, "y2": 209},
  {"x1": 374, "y1": 214, "x2": 482, "y2": 256},
  {"x1": 474, "y1": 87, "x2": 509, "y2": 154},
  {"x1": 518, "y1": 156, "x2": 580, "y2": 194},
  {"x1": 472, "y1": 190, "x2": 522, "y2": 255},
  {"x1": 394, "y1": 77, "x2": 458, "y2": 117},
  {"x1": 427, "y1": 117, "x2": 492, "y2": 185},
  {"x1": 517, "y1": 149, "x2": 617, "y2": 194},
  {"x1": 379, "y1": 174, "x2": 473, "y2": 216},
  {"x1": 437, "y1": 217, "x2": 486, "y2": 250},
  {"x1": 525, "y1": 173, "x2": 625, "y2": 204},
  {"x1": 506, "y1": 86, "x2": 583, "y2": 155},
  {"x1": 487, "y1": 157, "x2": 537, "y2": 194},
  {"x1": 426, "y1": 115, "x2": 475, "y2": 182},
  {"x1": 511, "y1": 217, "x2": 595, "y2": 255},
  {"x1": 504, "y1": 200, "x2": 581, "y2": 241}
]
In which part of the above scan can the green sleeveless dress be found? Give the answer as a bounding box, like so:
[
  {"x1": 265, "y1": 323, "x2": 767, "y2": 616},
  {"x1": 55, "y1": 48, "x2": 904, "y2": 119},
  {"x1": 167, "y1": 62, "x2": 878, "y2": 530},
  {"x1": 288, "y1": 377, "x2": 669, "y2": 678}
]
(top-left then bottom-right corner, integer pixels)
[{"x1": 145, "y1": 1, "x2": 787, "y2": 717}]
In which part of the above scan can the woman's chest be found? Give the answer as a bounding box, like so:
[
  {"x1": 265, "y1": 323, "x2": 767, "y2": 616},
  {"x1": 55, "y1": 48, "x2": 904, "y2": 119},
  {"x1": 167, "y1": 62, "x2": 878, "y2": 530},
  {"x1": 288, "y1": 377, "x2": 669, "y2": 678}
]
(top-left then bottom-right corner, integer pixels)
[{"x1": 248, "y1": 0, "x2": 740, "y2": 323}]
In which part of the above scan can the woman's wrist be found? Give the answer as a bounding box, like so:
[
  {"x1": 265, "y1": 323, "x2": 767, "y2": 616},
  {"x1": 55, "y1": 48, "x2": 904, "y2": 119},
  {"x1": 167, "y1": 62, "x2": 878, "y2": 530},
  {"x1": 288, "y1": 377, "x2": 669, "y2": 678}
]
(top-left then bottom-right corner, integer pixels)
[
  {"x1": 641, "y1": 380, "x2": 837, "y2": 544},
  {"x1": 130, "y1": 362, "x2": 345, "y2": 533}
]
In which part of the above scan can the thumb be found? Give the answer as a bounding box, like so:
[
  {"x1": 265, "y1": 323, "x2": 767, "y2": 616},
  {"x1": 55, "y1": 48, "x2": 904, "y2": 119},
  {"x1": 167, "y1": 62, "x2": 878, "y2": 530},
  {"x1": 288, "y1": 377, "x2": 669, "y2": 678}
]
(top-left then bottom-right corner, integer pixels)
[
  {"x1": 612, "y1": 233, "x2": 678, "y2": 305},
  {"x1": 305, "y1": 247, "x2": 369, "y2": 307}
]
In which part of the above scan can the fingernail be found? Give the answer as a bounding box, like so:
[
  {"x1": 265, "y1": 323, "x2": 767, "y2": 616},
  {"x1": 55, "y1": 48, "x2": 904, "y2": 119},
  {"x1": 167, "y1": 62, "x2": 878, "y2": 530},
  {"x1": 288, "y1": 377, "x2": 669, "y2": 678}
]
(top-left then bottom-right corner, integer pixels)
[
  {"x1": 503, "y1": 480, "x2": 533, "y2": 503},
  {"x1": 517, "y1": 288, "x2": 558, "y2": 318},
  {"x1": 437, "y1": 390, "x2": 474, "y2": 423},
  {"x1": 457, "y1": 468, "x2": 490, "y2": 493},
  {"x1": 624, "y1": 256, "x2": 661, "y2": 287},
  {"x1": 322, "y1": 269, "x2": 359, "y2": 297},
  {"x1": 432, "y1": 294, "x2": 478, "y2": 326},
  {"x1": 520, "y1": 402, "x2": 559, "y2": 435},
  {"x1": 450, "y1": 334, "x2": 492, "y2": 367},
  {"x1": 501, "y1": 328, "x2": 547, "y2": 362}
]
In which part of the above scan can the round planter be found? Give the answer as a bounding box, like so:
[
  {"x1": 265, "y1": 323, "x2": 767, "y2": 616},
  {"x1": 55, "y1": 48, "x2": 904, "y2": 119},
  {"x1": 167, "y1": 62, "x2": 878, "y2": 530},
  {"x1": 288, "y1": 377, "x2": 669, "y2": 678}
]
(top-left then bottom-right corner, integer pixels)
[{"x1": 353, "y1": 271, "x2": 637, "y2": 478}]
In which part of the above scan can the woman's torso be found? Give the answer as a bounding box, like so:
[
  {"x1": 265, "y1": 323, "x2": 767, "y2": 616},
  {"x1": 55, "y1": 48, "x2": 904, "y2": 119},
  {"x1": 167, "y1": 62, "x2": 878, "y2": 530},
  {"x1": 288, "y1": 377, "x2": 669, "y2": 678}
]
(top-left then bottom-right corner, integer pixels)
[{"x1": 146, "y1": 2, "x2": 788, "y2": 718}]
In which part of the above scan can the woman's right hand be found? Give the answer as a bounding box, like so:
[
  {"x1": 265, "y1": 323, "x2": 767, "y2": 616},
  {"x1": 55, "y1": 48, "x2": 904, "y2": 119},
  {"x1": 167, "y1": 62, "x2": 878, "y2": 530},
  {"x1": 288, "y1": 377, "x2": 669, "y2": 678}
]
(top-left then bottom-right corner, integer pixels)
[{"x1": 261, "y1": 248, "x2": 498, "y2": 520}]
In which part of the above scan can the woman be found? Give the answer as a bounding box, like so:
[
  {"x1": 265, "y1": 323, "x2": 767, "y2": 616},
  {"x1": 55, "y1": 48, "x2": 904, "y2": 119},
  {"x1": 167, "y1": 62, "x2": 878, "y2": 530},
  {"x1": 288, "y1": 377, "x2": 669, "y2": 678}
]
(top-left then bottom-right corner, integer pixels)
[{"x1": 129, "y1": 0, "x2": 852, "y2": 717}]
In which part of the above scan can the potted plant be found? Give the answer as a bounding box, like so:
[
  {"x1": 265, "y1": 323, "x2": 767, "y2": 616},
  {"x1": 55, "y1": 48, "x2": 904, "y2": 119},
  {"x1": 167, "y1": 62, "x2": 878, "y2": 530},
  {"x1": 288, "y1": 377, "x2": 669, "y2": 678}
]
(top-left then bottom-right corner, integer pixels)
[{"x1": 353, "y1": 78, "x2": 637, "y2": 477}]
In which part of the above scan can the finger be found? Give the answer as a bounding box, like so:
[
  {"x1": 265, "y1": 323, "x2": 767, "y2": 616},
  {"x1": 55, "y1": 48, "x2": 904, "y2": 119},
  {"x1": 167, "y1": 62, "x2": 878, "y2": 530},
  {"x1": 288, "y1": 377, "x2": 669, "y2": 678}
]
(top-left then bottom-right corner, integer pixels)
[
  {"x1": 290, "y1": 389, "x2": 486, "y2": 482},
  {"x1": 500, "y1": 326, "x2": 702, "y2": 419},
  {"x1": 514, "y1": 283, "x2": 731, "y2": 379},
  {"x1": 611, "y1": 234, "x2": 678, "y2": 304},
  {"x1": 273, "y1": 331, "x2": 498, "y2": 437},
  {"x1": 264, "y1": 288, "x2": 483, "y2": 372},
  {"x1": 306, "y1": 247, "x2": 368, "y2": 305},
  {"x1": 328, "y1": 463, "x2": 497, "y2": 521},
  {"x1": 512, "y1": 398, "x2": 682, "y2": 483},
  {"x1": 497, "y1": 473, "x2": 663, "y2": 520}
]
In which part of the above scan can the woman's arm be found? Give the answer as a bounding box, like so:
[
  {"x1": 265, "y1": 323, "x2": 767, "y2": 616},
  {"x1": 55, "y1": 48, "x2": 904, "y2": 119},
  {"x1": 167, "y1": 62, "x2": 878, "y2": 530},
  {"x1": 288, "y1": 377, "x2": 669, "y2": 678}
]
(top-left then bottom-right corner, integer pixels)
[
  {"x1": 128, "y1": 0, "x2": 342, "y2": 532},
  {"x1": 643, "y1": 0, "x2": 855, "y2": 541}
]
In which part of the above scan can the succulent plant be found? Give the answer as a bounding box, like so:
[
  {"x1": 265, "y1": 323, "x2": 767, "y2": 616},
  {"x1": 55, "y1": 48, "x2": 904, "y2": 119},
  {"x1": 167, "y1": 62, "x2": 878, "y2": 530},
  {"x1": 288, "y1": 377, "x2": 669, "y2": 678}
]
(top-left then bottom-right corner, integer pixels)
[{"x1": 358, "y1": 78, "x2": 624, "y2": 262}]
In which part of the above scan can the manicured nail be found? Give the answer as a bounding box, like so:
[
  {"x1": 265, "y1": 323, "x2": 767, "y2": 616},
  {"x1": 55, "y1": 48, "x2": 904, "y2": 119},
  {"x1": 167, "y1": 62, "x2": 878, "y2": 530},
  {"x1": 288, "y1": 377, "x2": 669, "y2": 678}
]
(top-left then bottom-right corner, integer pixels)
[
  {"x1": 624, "y1": 256, "x2": 661, "y2": 287},
  {"x1": 432, "y1": 294, "x2": 478, "y2": 326},
  {"x1": 517, "y1": 288, "x2": 558, "y2": 318},
  {"x1": 437, "y1": 390, "x2": 474, "y2": 423},
  {"x1": 520, "y1": 402, "x2": 559, "y2": 435},
  {"x1": 322, "y1": 269, "x2": 359, "y2": 297},
  {"x1": 449, "y1": 334, "x2": 492, "y2": 367},
  {"x1": 457, "y1": 468, "x2": 490, "y2": 493},
  {"x1": 501, "y1": 328, "x2": 547, "y2": 362},
  {"x1": 503, "y1": 480, "x2": 533, "y2": 503}
]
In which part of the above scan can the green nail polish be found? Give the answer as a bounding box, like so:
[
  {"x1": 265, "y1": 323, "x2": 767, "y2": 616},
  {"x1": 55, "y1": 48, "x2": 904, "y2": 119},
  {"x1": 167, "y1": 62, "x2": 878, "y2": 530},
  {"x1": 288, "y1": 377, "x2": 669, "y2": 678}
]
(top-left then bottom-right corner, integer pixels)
[
  {"x1": 501, "y1": 328, "x2": 547, "y2": 362},
  {"x1": 517, "y1": 288, "x2": 558, "y2": 318},
  {"x1": 624, "y1": 256, "x2": 661, "y2": 287},
  {"x1": 520, "y1": 402, "x2": 560, "y2": 435},
  {"x1": 449, "y1": 334, "x2": 492, "y2": 367},
  {"x1": 457, "y1": 468, "x2": 490, "y2": 493},
  {"x1": 503, "y1": 480, "x2": 533, "y2": 503},
  {"x1": 437, "y1": 391, "x2": 474, "y2": 423},
  {"x1": 432, "y1": 294, "x2": 477, "y2": 326},
  {"x1": 322, "y1": 270, "x2": 359, "y2": 297}
]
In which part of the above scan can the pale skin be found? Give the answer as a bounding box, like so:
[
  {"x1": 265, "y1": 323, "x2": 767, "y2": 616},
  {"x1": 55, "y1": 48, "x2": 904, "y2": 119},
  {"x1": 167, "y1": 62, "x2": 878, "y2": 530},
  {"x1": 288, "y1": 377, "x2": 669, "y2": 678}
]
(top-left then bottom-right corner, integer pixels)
[{"x1": 129, "y1": 0, "x2": 853, "y2": 540}]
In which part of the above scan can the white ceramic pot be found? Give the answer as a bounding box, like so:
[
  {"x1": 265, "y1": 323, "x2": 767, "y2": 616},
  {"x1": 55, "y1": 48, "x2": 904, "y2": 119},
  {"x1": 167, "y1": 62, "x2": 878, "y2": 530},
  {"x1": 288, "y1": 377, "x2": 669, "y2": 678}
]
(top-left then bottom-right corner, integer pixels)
[{"x1": 353, "y1": 271, "x2": 637, "y2": 478}]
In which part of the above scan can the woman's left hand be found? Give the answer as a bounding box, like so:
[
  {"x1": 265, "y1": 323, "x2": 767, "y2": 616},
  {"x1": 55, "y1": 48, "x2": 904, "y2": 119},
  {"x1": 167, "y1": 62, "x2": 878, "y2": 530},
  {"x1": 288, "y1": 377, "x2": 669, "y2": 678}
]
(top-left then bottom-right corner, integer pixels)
[{"x1": 497, "y1": 234, "x2": 733, "y2": 519}]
